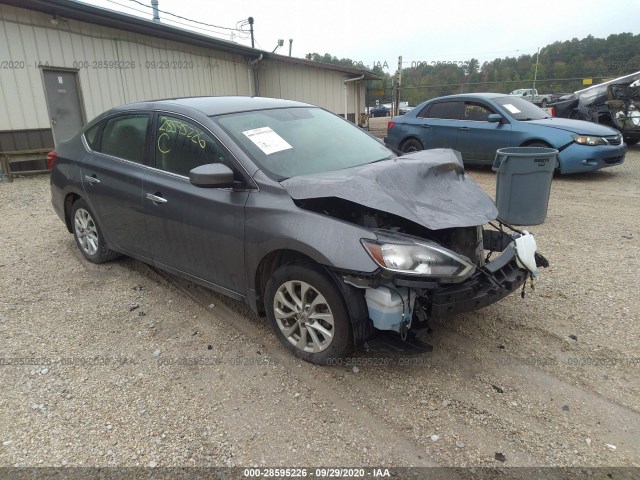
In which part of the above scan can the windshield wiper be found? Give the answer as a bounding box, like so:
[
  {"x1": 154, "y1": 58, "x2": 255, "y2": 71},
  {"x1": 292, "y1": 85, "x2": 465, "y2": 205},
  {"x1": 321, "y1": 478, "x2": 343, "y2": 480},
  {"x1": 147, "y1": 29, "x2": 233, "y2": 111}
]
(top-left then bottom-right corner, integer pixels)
[{"x1": 370, "y1": 154, "x2": 396, "y2": 164}]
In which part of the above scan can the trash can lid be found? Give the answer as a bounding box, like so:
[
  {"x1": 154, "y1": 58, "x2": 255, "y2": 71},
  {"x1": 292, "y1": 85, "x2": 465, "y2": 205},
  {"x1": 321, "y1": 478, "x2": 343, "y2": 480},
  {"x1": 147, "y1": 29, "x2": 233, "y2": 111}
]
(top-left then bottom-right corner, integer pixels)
[{"x1": 496, "y1": 147, "x2": 559, "y2": 156}]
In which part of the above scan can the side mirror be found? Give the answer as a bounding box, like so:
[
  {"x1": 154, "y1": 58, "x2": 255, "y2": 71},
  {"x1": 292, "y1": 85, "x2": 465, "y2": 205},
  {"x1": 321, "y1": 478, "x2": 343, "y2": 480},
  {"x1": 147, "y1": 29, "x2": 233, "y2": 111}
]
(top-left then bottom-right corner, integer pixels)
[
  {"x1": 189, "y1": 163, "x2": 235, "y2": 188},
  {"x1": 488, "y1": 114, "x2": 503, "y2": 123}
]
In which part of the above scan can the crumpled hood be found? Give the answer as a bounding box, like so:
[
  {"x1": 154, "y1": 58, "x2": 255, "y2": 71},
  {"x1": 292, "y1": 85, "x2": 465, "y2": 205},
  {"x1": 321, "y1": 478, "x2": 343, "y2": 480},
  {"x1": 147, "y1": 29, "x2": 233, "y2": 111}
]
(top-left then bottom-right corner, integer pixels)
[
  {"x1": 280, "y1": 149, "x2": 498, "y2": 230},
  {"x1": 527, "y1": 117, "x2": 619, "y2": 136}
]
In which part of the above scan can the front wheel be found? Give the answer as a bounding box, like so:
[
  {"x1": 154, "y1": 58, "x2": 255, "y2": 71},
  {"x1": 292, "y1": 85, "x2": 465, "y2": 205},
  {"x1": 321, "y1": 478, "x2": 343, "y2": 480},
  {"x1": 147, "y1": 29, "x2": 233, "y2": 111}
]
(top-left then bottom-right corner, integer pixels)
[
  {"x1": 71, "y1": 199, "x2": 120, "y2": 264},
  {"x1": 264, "y1": 263, "x2": 353, "y2": 364},
  {"x1": 400, "y1": 138, "x2": 424, "y2": 154}
]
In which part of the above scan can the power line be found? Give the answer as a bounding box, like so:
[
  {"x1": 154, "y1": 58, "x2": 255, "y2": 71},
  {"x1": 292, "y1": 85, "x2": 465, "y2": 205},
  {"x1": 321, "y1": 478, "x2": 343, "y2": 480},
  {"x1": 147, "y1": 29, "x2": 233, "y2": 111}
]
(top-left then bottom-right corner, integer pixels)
[
  {"x1": 103, "y1": 0, "x2": 245, "y2": 39},
  {"x1": 126, "y1": 0, "x2": 243, "y2": 31}
]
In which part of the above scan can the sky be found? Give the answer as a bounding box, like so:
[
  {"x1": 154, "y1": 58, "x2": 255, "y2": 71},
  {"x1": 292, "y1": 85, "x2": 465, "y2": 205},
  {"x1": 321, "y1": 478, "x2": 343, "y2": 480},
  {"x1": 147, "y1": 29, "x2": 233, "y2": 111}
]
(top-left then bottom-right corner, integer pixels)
[{"x1": 88, "y1": 0, "x2": 640, "y2": 71}]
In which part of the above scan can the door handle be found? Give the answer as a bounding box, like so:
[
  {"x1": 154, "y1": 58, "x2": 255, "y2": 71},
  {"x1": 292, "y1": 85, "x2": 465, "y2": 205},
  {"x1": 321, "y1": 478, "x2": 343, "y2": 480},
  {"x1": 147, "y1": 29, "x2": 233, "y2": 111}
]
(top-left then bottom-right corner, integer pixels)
[
  {"x1": 458, "y1": 126, "x2": 470, "y2": 131},
  {"x1": 146, "y1": 192, "x2": 167, "y2": 204},
  {"x1": 419, "y1": 124, "x2": 431, "y2": 128},
  {"x1": 84, "y1": 174, "x2": 100, "y2": 185}
]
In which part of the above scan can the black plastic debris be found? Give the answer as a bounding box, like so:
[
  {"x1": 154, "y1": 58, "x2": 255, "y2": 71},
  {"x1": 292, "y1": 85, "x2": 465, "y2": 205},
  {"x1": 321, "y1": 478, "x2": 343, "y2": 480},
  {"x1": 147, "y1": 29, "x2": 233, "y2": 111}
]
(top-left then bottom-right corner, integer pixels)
[
  {"x1": 562, "y1": 405, "x2": 570, "y2": 412},
  {"x1": 568, "y1": 334, "x2": 578, "y2": 341},
  {"x1": 495, "y1": 452, "x2": 506, "y2": 462},
  {"x1": 492, "y1": 384, "x2": 504, "y2": 393},
  {"x1": 207, "y1": 345, "x2": 213, "y2": 350}
]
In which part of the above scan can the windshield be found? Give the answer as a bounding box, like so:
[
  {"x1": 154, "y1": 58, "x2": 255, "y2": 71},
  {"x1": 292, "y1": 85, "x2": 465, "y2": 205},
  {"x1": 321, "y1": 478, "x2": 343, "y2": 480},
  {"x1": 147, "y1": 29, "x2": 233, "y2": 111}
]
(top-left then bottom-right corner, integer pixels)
[
  {"x1": 214, "y1": 107, "x2": 394, "y2": 180},
  {"x1": 493, "y1": 96, "x2": 549, "y2": 121},
  {"x1": 510, "y1": 89, "x2": 526, "y2": 95}
]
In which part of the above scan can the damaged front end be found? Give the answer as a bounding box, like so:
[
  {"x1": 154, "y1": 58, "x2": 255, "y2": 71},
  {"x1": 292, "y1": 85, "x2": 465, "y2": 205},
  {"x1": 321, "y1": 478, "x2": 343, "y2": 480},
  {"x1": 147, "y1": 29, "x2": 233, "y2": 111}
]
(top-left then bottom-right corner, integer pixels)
[
  {"x1": 341, "y1": 224, "x2": 547, "y2": 340},
  {"x1": 552, "y1": 71, "x2": 640, "y2": 144},
  {"x1": 282, "y1": 149, "x2": 549, "y2": 342},
  {"x1": 607, "y1": 83, "x2": 640, "y2": 141}
]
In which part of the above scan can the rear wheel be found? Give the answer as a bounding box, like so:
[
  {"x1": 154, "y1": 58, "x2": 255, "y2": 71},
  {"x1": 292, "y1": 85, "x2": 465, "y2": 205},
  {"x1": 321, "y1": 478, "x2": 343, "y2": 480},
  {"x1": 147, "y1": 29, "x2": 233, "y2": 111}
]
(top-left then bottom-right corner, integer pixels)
[
  {"x1": 400, "y1": 138, "x2": 423, "y2": 154},
  {"x1": 71, "y1": 199, "x2": 120, "y2": 264},
  {"x1": 264, "y1": 263, "x2": 353, "y2": 364}
]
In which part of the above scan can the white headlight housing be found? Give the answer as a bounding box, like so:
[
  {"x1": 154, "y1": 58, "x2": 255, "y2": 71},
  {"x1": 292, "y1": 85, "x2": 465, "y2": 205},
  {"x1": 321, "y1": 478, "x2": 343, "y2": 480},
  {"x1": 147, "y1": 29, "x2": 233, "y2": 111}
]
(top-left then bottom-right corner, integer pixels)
[{"x1": 362, "y1": 237, "x2": 475, "y2": 282}]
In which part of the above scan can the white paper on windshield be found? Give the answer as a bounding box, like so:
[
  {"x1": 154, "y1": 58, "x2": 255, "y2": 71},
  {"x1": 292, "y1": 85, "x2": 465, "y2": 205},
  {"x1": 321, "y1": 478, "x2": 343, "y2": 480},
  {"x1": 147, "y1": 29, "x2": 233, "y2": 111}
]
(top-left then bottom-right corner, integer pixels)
[
  {"x1": 503, "y1": 103, "x2": 521, "y2": 114},
  {"x1": 242, "y1": 127, "x2": 292, "y2": 155}
]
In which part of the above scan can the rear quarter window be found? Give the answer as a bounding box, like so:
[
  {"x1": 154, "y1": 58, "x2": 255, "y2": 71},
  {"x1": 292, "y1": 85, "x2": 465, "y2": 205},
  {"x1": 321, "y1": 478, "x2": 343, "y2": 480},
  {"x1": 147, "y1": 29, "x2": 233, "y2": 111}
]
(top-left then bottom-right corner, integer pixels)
[{"x1": 83, "y1": 122, "x2": 102, "y2": 150}]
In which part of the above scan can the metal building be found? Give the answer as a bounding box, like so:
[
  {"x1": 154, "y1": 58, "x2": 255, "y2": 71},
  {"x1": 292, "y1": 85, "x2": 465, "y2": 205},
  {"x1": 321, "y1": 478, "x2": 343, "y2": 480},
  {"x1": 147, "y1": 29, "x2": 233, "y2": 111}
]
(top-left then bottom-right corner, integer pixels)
[{"x1": 0, "y1": 0, "x2": 376, "y2": 174}]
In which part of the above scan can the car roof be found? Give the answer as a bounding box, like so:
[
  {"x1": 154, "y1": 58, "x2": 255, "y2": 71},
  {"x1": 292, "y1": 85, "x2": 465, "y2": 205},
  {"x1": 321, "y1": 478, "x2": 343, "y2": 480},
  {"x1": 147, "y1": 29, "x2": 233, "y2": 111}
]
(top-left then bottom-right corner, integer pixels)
[
  {"x1": 428, "y1": 93, "x2": 506, "y2": 102},
  {"x1": 111, "y1": 96, "x2": 313, "y2": 116}
]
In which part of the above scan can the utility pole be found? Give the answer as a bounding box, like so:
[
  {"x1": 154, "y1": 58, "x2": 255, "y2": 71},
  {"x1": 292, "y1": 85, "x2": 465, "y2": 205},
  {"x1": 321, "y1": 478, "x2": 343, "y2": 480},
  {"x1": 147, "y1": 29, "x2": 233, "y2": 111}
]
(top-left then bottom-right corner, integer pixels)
[
  {"x1": 289, "y1": 39, "x2": 293, "y2": 57},
  {"x1": 533, "y1": 46, "x2": 540, "y2": 91},
  {"x1": 394, "y1": 56, "x2": 402, "y2": 116},
  {"x1": 248, "y1": 17, "x2": 254, "y2": 49}
]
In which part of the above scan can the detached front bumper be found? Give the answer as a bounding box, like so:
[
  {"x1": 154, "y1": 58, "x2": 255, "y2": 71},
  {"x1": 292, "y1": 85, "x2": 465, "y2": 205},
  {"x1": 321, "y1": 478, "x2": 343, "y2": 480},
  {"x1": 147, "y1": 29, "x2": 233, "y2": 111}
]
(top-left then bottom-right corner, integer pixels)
[
  {"x1": 340, "y1": 228, "x2": 547, "y2": 341},
  {"x1": 390, "y1": 230, "x2": 547, "y2": 319},
  {"x1": 428, "y1": 243, "x2": 526, "y2": 318}
]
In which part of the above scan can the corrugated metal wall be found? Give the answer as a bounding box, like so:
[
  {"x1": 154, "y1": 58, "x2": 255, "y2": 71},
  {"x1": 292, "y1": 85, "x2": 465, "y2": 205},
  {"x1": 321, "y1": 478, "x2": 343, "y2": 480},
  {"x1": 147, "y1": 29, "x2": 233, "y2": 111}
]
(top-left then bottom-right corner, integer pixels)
[
  {"x1": 258, "y1": 60, "x2": 363, "y2": 118},
  {"x1": 0, "y1": 4, "x2": 251, "y2": 131},
  {"x1": 0, "y1": 4, "x2": 365, "y2": 151}
]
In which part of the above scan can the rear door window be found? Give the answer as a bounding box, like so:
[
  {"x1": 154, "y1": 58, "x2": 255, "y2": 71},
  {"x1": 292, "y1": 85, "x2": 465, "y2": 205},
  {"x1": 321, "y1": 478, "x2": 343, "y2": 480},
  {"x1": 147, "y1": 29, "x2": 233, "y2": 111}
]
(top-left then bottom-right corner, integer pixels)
[{"x1": 98, "y1": 114, "x2": 150, "y2": 164}]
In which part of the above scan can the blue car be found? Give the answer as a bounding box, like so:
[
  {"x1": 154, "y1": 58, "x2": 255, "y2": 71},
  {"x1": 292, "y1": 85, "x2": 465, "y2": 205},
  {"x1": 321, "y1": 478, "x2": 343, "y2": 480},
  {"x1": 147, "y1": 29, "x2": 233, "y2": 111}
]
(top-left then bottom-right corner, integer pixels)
[{"x1": 384, "y1": 93, "x2": 627, "y2": 174}]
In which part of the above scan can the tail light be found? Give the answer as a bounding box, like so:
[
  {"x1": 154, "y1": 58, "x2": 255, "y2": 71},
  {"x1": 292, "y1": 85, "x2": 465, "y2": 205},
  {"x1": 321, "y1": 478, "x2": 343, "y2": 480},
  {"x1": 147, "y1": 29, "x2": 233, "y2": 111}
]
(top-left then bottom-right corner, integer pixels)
[
  {"x1": 387, "y1": 121, "x2": 396, "y2": 132},
  {"x1": 47, "y1": 151, "x2": 58, "y2": 171},
  {"x1": 550, "y1": 106, "x2": 556, "y2": 117}
]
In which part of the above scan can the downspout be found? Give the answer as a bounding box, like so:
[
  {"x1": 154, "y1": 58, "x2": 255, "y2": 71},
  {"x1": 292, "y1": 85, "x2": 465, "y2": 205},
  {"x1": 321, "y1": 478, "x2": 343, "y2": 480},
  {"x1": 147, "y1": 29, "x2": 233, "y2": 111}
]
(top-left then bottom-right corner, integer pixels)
[
  {"x1": 247, "y1": 54, "x2": 263, "y2": 97},
  {"x1": 344, "y1": 75, "x2": 364, "y2": 120}
]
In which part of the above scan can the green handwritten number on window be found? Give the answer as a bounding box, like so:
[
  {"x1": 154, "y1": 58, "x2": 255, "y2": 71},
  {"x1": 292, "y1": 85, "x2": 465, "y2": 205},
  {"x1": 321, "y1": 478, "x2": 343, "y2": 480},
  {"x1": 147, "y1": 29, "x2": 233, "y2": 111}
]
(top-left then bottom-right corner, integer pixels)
[{"x1": 157, "y1": 117, "x2": 206, "y2": 151}]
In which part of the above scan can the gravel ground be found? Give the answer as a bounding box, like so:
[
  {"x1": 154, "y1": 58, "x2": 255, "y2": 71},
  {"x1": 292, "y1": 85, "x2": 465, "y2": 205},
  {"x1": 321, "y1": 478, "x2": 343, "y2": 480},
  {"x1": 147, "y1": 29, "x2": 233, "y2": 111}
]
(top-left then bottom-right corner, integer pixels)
[{"x1": 0, "y1": 146, "x2": 639, "y2": 469}]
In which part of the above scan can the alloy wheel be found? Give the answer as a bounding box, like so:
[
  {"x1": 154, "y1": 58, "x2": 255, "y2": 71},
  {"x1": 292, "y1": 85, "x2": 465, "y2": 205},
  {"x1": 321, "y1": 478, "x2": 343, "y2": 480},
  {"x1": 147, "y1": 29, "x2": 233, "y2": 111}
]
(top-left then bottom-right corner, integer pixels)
[
  {"x1": 273, "y1": 280, "x2": 335, "y2": 353},
  {"x1": 74, "y1": 208, "x2": 99, "y2": 256}
]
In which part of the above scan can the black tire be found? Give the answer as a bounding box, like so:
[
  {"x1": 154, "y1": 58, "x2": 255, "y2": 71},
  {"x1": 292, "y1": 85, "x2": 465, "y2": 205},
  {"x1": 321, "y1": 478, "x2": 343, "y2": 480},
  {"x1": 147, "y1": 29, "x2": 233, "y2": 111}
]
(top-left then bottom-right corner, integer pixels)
[
  {"x1": 400, "y1": 138, "x2": 423, "y2": 154},
  {"x1": 264, "y1": 262, "x2": 353, "y2": 364},
  {"x1": 624, "y1": 136, "x2": 640, "y2": 146},
  {"x1": 71, "y1": 198, "x2": 120, "y2": 264},
  {"x1": 526, "y1": 141, "x2": 551, "y2": 148}
]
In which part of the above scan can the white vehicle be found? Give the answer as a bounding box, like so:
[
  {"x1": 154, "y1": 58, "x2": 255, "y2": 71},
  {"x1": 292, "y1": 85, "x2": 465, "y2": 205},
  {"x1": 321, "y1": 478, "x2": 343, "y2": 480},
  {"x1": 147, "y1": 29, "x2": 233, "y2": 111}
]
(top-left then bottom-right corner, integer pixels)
[{"x1": 509, "y1": 88, "x2": 555, "y2": 107}]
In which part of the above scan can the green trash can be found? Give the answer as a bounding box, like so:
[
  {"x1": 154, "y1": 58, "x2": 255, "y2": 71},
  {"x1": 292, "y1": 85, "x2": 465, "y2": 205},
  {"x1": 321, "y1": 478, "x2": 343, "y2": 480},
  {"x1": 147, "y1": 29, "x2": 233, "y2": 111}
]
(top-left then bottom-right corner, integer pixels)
[{"x1": 492, "y1": 147, "x2": 558, "y2": 225}]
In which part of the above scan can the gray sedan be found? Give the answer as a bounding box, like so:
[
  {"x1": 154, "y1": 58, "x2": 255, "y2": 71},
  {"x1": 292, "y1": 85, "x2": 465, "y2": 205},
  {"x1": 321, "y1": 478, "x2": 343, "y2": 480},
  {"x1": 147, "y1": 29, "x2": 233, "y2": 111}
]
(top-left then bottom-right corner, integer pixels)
[{"x1": 50, "y1": 96, "x2": 547, "y2": 364}]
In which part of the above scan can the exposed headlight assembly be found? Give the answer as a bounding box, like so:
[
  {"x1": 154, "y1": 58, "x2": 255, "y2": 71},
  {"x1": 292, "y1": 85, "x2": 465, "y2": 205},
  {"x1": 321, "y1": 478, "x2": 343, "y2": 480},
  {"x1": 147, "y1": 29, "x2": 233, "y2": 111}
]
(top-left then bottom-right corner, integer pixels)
[
  {"x1": 361, "y1": 237, "x2": 475, "y2": 282},
  {"x1": 572, "y1": 134, "x2": 607, "y2": 146}
]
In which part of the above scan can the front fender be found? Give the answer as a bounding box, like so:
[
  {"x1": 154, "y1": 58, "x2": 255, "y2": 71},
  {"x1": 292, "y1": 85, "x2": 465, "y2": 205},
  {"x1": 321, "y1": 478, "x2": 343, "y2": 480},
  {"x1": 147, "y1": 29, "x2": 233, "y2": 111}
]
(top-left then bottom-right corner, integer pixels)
[{"x1": 244, "y1": 193, "x2": 379, "y2": 282}]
